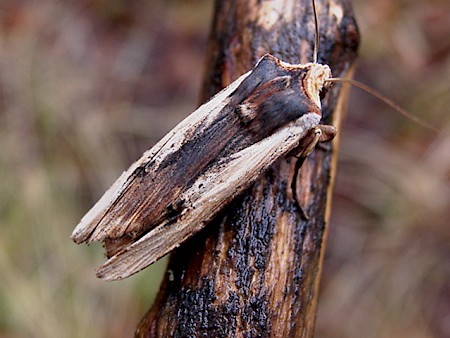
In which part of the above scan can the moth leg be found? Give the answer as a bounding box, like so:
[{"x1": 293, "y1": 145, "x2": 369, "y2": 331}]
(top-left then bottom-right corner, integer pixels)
[
  {"x1": 294, "y1": 124, "x2": 337, "y2": 157},
  {"x1": 315, "y1": 124, "x2": 337, "y2": 151},
  {"x1": 290, "y1": 127, "x2": 321, "y2": 219},
  {"x1": 291, "y1": 125, "x2": 337, "y2": 219},
  {"x1": 291, "y1": 156, "x2": 310, "y2": 219}
]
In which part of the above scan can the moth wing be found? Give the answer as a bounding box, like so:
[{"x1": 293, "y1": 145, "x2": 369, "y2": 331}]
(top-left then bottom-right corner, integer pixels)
[
  {"x1": 71, "y1": 71, "x2": 251, "y2": 245},
  {"x1": 96, "y1": 112, "x2": 320, "y2": 280},
  {"x1": 72, "y1": 54, "x2": 312, "y2": 246}
]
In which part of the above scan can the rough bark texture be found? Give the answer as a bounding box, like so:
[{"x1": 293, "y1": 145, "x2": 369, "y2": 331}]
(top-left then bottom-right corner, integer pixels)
[{"x1": 136, "y1": 0, "x2": 359, "y2": 337}]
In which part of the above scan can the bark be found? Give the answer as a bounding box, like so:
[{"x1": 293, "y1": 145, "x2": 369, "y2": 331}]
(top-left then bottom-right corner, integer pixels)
[{"x1": 136, "y1": 0, "x2": 359, "y2": 337}]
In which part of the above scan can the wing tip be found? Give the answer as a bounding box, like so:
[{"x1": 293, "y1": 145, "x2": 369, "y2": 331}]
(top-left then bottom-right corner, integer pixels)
[
  {"x1": 95, "y1": 260, "x2": 134, "y2": 281},
  {"x1": 70, "y1": 226, "x2": 90, "y2": 244},
  {"x1": 70, "y1": 218, "x2": 99, "y2": 244},
  {"x1": 96, "y1": 268, "x2": 122, "y2": 281}
]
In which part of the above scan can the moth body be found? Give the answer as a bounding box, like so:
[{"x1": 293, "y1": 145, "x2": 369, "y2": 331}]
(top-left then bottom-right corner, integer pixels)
[{"x1": 71, "y1": 54, "x2": 333, "y2": 280}]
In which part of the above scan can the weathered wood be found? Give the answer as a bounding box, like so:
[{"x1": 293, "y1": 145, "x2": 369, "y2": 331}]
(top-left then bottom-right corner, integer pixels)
[{"x1": 136, "y1": 0, "x2": 359, "y2": 337}]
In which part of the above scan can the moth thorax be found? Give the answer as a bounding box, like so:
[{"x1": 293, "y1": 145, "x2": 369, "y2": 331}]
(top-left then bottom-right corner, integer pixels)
[{"x1": 303, "y1": 63, "x2": 332, "y2": 110}]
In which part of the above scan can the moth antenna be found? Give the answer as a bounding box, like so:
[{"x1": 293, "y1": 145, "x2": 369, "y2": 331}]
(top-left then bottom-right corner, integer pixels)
[
  {"x1": 312, "y1": 0, "x2": 319, "y2": 64},
  {"x1": 327, "y1": 77, "x2": 440, "y2": 133}
]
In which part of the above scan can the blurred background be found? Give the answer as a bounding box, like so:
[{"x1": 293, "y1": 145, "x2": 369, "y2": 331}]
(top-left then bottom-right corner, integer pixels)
[{"x1": 0, "y1": 0, "x2": 449, "y2": 337}]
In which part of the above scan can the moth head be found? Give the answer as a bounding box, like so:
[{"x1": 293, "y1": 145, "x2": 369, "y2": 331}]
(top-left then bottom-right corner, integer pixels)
[{"x1": 302, "y1": 63, "x2": 332, "y2": 110}]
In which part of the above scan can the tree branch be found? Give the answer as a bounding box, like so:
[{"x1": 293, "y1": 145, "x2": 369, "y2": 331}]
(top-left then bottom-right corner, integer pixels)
[{"x1": 136, "y1": 0, "x2": 359, "y2": 336}]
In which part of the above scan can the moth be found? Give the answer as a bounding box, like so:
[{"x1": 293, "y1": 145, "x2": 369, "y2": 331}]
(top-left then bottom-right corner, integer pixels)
[{"x1": 71, "y1": 54, "x2": 337, "y2": 281}]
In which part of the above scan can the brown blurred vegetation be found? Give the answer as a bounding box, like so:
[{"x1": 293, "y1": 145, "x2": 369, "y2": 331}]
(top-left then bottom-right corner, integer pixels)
[{"x1": 0, "y1": 0, "x2": 449, "y2": 337}]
